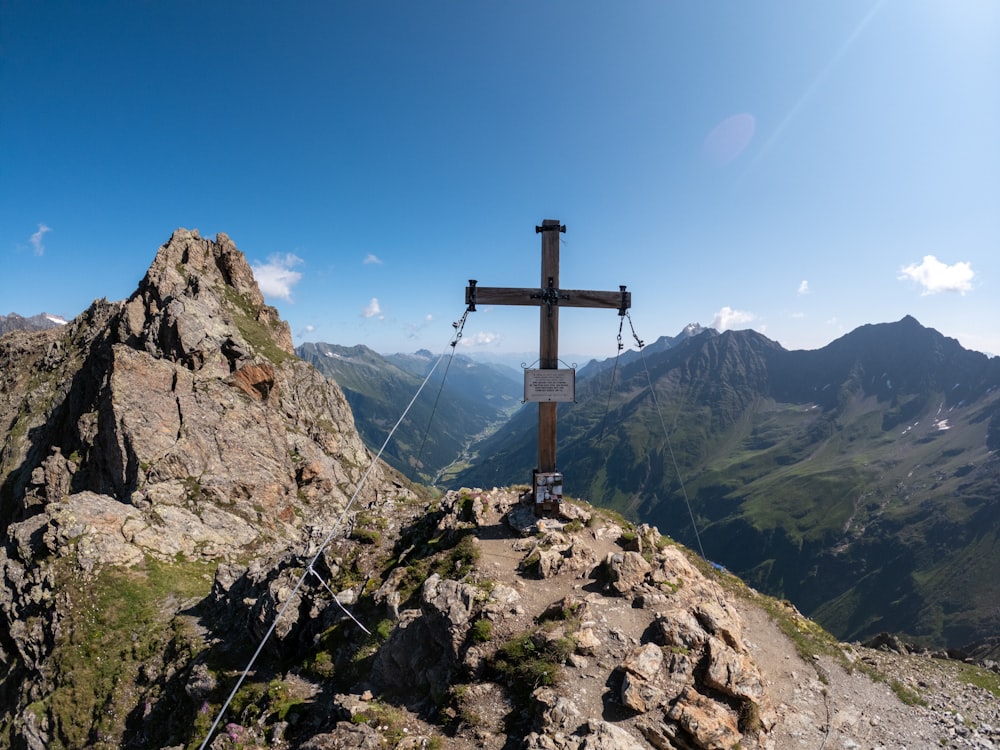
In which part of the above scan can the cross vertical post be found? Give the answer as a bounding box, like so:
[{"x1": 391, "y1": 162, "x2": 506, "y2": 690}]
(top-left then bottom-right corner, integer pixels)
[
  {"x1": 465, "y1": 220, "x2": 631, "y2": 515},
  {"x1": 538, "y1": 218, "x2": 561, "y2": 475}
]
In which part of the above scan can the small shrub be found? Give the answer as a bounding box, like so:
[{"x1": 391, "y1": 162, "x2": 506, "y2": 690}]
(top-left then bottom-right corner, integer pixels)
[
  {"x1": 374, "y1": 618, "x2": 394, "y2": 641},
  {"x1": 351, "y1": 527, "x2": 381, "y2": 545},
  {"x1": 305, "y1": 650, "x2": 335, "y2": 679},
  {"x1": 470, "y1": 619, "x2": 493, "y2": 643},
  {"x1": 518, "y1": 550, "x2": 542, "y2": 577},
  {"x1": 491, "y1": 630, "x2": 566, "y2": 695},
  {"x1": 458, "y1": 493, "x2": 475, "y2": 521},
  {"x1": 738, "y1": 698, "x2": 763, "y2": 733},
  {"x1": 445, "y1": 534, "x2": 480, "y2": 577},
  {"x1": 537, "y1": 599, "x2": 583, "y2": 623},
  {"x1": 268, "y1": 679, "x2": 306, "y2": 721},
  {"x1": 351, "y1": 512, "x2": 386, "y2": 545}
]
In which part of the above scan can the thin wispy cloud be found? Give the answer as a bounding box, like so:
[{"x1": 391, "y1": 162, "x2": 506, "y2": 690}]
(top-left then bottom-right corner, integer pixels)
[
  {"x1": 252, "y1": 253, "x2": 304, "y2": 301},
  {"x1": 405, "y1": 312, "x2": 435, "y2": 338},
  {"x1": 797, "y1": 280, "x2": 810, "y2": 295},
  {"x1": 362, "y1": 298, "x2": 384, "y2": 319},
  {"x1": 711, "y1": 306, "x2": 755, "y2": 332},
  {"x1": 363, "y1": 254, "x2": 383, "y2": 265},
  {"x1": 30, "y1": 224, "x2": 51, "y2": 256},
  {"x1": 460, "y1": 331, "x2": 501, "y2": 347},
  {"x1": 898, "y1": 255, "x2": 974, "y2": 295}
]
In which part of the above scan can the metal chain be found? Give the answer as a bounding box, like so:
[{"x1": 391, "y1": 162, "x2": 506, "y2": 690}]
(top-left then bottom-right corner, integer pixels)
[
  {"x1": 451, "y1": 308, "x2": 471, "y2": 348},
  {"x1": 626, "y1": 311, "x2": 644, "y2": 349}
]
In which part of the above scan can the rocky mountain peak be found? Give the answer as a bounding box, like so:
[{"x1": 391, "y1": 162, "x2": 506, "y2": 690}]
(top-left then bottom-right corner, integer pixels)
[
  {"x1": 0, "y1": 230, "x2": 421, "y2": 747},
  {"x1": 118, "y1": 228, "x2": 293, "y2": 375}
]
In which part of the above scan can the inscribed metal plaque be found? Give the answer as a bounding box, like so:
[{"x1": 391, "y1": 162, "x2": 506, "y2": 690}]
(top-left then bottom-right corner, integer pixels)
[{"x1": 524, "y1": 369, "x2": 575, "y2": 403}]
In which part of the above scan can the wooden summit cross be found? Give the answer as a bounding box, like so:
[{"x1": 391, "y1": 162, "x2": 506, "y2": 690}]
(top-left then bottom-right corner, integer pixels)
[{"x1": 465, "y1": 219, "x2": 631, "y2": 515}]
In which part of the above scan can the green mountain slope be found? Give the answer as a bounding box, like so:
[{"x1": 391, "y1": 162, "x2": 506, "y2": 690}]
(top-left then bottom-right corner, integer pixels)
[
  {"x1": 450, "y1": 317, "x2": 1000, "y2": 649},
  {"x1": 297, "y1": 342, "x2": 520, "y2": 483}
]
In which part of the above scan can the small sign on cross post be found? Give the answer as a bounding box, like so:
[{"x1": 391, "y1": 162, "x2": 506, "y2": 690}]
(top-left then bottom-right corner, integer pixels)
[{"x1": 465, "y1": 220, "x2": 631, "y2": 517}]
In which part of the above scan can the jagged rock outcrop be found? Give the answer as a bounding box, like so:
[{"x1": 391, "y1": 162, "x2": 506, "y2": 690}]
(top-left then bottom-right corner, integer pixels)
[{"x1": 0, "y1": 229, "x2": 411, "y2": 749}]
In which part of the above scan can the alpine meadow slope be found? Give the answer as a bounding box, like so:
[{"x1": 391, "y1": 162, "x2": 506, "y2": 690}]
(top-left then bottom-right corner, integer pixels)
[{"x1": 451, "y1": 318, "x2": 1000, "y2": 652}]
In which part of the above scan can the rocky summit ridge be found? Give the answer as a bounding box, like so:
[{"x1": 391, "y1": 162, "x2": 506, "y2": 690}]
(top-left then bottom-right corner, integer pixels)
[
  {"x1": 0, "y1": 229, "x2": 411, "y2": 747},
  {"x1": 0, "y1": 230, "x2": 998, "y2": 749}
]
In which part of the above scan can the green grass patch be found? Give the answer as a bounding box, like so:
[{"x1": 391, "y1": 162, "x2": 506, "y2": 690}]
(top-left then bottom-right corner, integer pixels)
[
  {"x1": 350, "y1": 700, "x2": 409, "y2": 746},
  {"x1": 221, "y1": 287, "x2": 292, "y2": 365},
  {"x1": 954, "y1": 662, "x2": 1000, "y2": 699},
  {"x1": 470, "y1": 619, "x2": 493, "y2": 643},
  {"x1": 888, "y1": 679, "x2": 926, "y2": 707},
  {"x1": 490, "y1": 627, "x2": 574, "y2": 701},
  {"x1": 46, "y1": 556, "x2": 215, "y2": 748}
]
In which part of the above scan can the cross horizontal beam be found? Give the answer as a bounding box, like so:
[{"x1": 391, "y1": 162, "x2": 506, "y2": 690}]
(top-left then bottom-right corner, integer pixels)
[{"x1": 466, "y1": 284, "x2": 631, "y2": 312}]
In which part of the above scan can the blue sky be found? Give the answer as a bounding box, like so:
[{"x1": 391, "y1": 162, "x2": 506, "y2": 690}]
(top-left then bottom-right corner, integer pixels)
[{"x1": 3, "y1": 1, "x2": 998, "y2": 359}]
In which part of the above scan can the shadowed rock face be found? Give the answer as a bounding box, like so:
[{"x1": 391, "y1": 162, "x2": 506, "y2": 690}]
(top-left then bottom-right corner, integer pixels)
[{"x1": 0, "y1": 229, "x2": 411, "y2": 748}]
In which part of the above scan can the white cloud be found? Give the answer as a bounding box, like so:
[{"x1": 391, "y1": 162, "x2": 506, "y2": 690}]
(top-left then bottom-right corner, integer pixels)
[
  {"x1": 797, "y1": 280, "x2": 810, "y2": 295},
  {"x1": 363, "y1": 254, "x2": 383, "y2": 265},
  {"x1": 898, "y1": 255, "x2": 974, "y2": 295},
  {"x1": 711, "y1": 306, "x2": 755, "y2": 332},
  {"x1": 459, "y1": 331, "x2": 501, "y2": 347},
  {"x1": 425, "y1": 314, "x2": 433, "y2": 322},
  {"x1": 30, "y1": 224, "x2": 51, "y2": 256},
  {"x1": 362, "y1": 298, "x2": 384, "y2": 319},
  {"x1": 252, "y1": 253, "x2": 304, "y2": 301}
]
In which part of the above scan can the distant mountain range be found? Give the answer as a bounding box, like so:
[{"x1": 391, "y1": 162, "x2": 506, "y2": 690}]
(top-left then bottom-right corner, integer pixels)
[
  {"x1": 450, "y1": 316, "x2": 1000, "y2": 651},
  {"x1": 0, "y1": 312, "x2": 67, "y2": 336},
  {"x1": 9, "y1": 305, "x2": 999, "y2": 652}
]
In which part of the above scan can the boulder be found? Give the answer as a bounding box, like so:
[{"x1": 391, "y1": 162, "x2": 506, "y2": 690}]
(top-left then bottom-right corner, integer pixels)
[
  {"x1": 603, "y1": 551, "x2": 652, "y2": 595},
  {"x1": 666, "y1": 686, "x2": 741, "y2": 750}
]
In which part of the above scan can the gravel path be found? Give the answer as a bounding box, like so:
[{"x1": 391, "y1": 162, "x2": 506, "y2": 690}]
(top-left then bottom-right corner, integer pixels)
[{"x1": 737, "y1": 599, "x2": 1000, "y2": 749}]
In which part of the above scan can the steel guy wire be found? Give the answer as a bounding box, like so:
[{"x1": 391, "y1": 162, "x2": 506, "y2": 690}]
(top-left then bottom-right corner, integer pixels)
[
  {"x1": 197, "y1": 310, "x2": 470, "y2": 749},
  {"x1": 598, "y1": 315, "x2": 626, "y2": 440},
  {"x1": 626, "y1": 312, "x2": 707, "y2": 562},
  {"x1": 410, "y1": 308, "x2": 472, "y2": 483}
]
